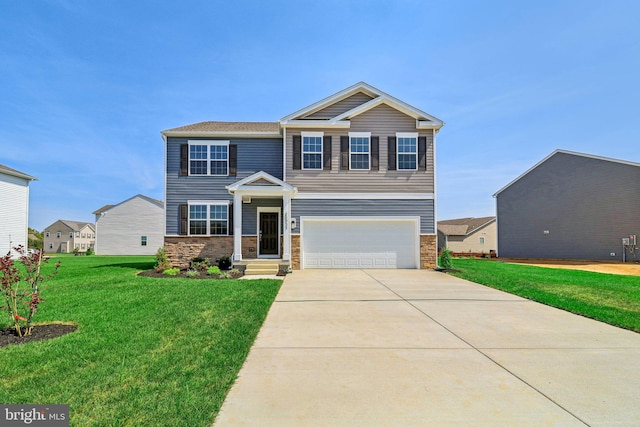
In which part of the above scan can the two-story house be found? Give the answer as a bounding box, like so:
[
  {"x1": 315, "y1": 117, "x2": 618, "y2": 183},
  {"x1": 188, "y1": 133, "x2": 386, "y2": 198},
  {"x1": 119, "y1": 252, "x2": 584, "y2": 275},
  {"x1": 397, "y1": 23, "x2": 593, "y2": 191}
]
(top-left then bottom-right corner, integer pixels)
[
  {"x1": 43, "y1": 220, "x2": 95, "y2": 253},
  {"x1": 162, "y1": 82, "x2": 444, "y2": 271}
]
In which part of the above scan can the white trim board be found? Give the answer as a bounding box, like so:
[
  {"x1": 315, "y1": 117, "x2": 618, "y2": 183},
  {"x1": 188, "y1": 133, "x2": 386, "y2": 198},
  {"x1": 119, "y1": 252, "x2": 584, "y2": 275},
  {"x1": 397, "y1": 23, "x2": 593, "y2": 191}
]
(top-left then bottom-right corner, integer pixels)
[{"x1": 294, "y1": 193, "x2": 434, "y2": 200}]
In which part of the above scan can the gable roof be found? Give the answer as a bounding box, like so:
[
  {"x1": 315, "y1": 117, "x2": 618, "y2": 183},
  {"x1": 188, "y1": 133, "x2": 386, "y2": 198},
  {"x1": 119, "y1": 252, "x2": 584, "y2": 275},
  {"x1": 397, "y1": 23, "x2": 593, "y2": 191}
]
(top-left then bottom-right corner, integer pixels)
[
  {"x1": 45, "y1": 220, "x2": 94, "y2": 232},
  {"x1": 93, "y1": 194, "x2": 164, "y2": 215},
  {"x1": 279, "y1": 82, "x2": 444, "y2": 130},
  {"x1": 493, "y1": 149, "x2": 640, "y2": 197},
  {"x1": 226, "y1": 171, "x2": 296, "y2": 193},
  {"x1": 161, "y1": 121, "x2": 280, "y2": 138},
  {"x1": 0, "y1": 164, "x2": 37, "y2": 181},
  {"x1": 438, "y1": 216, "x2": 496, "y2": 236}
]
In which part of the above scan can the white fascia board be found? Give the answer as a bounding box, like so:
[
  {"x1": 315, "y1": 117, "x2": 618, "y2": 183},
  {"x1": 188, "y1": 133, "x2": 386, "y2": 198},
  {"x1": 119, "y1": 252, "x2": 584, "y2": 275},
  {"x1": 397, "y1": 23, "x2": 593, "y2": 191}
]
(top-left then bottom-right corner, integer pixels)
[
  {"x1": 233, "y1": 187, "x2": 296, "y2": 197},
  {"x1": 417, "y1": 120, "x2": 443, "y2": 129},
  {"x1": 226, "y1": 171, "x2": 295, "y2": 192},
  {"x1": 279, "y1": 120, "x2": 351, "y2": 129},
  {"x1": 162, "y1": 131, "x2": 282, "y2": 138},
  {"x1": 279, "y1": 82, "x2": 382, "y2": 122},
  {"x1": 294, "y1": 193, "x2": 434, "y2": 200}
]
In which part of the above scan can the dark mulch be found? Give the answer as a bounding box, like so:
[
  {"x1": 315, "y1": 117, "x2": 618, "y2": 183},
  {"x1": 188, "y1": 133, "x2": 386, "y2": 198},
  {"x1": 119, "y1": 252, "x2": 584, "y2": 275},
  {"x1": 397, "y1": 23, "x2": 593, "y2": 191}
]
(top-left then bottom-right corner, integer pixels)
[
  {"x1": 138, "y1": 269, "x2": 244, "y2": 279},
  {"x1": 1, "y1": 323, "x2": 77, "y2": 348}
]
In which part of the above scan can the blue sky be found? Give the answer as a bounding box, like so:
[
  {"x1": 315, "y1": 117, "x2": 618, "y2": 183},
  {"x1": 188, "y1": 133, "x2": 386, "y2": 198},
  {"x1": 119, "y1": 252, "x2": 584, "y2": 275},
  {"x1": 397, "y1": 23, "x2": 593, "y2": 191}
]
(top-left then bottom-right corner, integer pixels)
[{"x1": 2, "y1": 0, "x2": 639, "y2": 231}]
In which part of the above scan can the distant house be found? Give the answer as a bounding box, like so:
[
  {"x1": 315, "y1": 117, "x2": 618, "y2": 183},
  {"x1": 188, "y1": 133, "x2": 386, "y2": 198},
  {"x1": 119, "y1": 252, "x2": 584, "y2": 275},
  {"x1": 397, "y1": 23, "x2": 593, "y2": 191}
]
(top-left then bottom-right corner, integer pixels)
[
  {"x1": 437, "y1": 216, "x2": 496, "y2": 254},
  {"x1": 43, "y1": 220, "x2": 95, "y2": 253},
  {"x1": 0, "y1": 164, "x2": 37, "y2": 256},
  {"x1": 93, "y1": 194, "x2": 164, "y2": 255},
  {"x1": 494, "y1": 150, "x2": 640, "y2": 261}
]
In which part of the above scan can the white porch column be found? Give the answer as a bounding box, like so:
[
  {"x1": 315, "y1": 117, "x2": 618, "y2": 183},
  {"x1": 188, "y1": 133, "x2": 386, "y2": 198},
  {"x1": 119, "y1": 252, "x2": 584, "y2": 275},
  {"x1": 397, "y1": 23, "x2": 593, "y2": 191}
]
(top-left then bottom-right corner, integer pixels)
[
  {"x1": 233, "y1": 192, "x2": 242, "y2": 261},
  {"x1": 283, "y1": 193, "x2": 292, "y2": 262}
]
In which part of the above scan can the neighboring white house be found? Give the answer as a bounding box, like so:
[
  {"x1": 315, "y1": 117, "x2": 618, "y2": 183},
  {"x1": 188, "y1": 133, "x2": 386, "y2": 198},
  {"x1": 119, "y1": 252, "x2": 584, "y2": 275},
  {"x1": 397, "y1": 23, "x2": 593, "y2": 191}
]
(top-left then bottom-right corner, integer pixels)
[
  {"x1": 0, "y1": 164, "x2": 37, "y2": 257},
  {"x1": 93, "y1": 194, "x2": 164, "y2": 255}
]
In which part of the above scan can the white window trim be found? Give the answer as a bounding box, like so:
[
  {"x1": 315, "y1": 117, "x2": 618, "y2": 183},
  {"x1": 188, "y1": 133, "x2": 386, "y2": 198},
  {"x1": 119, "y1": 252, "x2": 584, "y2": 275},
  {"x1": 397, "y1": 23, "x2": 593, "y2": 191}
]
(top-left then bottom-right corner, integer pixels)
[
  {"x1": 187, "y1": 140, "x2": 230, "y2": 176},
  {"x1": 187, "y1": 201, "x2": 231, "y2": 236},
  {"x1": 348, "y1": 132, "x2": 371, "y2": 171},
  {"x1": 301, "y1": 131, "x2": 324, "y2": 170},
  {"x1": 396, "y1": 132, "x2": 419, "y2": 171}
]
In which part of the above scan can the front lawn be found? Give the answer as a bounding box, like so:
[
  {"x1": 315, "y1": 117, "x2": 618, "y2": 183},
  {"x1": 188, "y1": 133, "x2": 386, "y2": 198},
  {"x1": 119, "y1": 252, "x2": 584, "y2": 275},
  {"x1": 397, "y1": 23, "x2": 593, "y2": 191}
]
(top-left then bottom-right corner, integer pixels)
[
  {"x1": 0, "y1": 255, "x2": 282, "y2": 426},
  {"x1": 450, "y1": 258, "x2": 640, "y2": 333}
]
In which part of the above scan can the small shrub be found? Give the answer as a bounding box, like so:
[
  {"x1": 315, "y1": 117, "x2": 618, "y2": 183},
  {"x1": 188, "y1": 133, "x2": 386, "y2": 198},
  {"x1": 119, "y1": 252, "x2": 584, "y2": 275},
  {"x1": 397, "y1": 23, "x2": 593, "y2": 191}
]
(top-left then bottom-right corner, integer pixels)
[
  {"x1": 0, "y1": 246, "x2": 60, "y2": 336},
  {"x1": 190, "y1": 257, "x2": 210, "y2": 272},
  {"x1": 439, "y1": 249, "x2": 453, "y2": 270},
  {"x1": 155, "y1": 247, "x2": 172, "y2": 272},
  {"x1": 85, "y1": 247, "x2": 94, "y2": 256},
  {"x1": 162, "y1": 268, "x2": 180, "y2": 276},
  {"x1": 229, "y1": 268, "x2": 242, "y2": 278},
  {"x1": 207, "y1": 266, "x2": 222, "y2": 276},
  {"x1": 218, "y1": 271, "x2": 231, "y2": 279},
  {"x1": 186, "y1": 269, "x2": 198, "y2": 278},
  {"x1": 218, "y1": 256, "x2": 232, "y2": 270}
]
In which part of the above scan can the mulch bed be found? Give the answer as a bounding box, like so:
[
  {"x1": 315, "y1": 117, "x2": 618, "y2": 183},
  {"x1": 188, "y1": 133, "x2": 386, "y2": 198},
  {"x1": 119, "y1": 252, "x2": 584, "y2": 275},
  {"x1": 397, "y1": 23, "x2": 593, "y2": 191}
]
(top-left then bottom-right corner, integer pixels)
[
  {"x1": 137, "y1": 269, "x2": 245, "y2": 279},
  {"x1": 0, "y1": 323, "x2": 77, "y2": 348}
]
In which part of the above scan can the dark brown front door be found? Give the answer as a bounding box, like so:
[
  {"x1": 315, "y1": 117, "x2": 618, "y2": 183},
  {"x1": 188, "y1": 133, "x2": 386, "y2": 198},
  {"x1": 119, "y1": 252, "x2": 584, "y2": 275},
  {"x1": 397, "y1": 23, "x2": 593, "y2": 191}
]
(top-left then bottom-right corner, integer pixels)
[{"x1": 259, "y1": 212, "x2": 279, "y2": 256}]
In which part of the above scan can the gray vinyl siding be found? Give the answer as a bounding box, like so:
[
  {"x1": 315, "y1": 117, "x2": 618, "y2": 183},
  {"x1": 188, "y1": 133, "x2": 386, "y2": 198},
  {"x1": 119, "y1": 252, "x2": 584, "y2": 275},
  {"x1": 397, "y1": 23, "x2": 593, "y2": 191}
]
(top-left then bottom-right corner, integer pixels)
[
  {"x1": 304, "y1": 92, "x2": 375, "y2": 119},
  {"x1": 496, "y1": 152, "x2": 640, "y2": 260},
  {"x1": 95, "y1": 197, "x2": 164, "y2": 255},
  {"x1": 165, "y1": 137, "x2": 283, "y2": 235},
  {"x1": 286, "y1": 104, "x2": 435, "y2": 193},
  {"x1": 291, "y1": 199, "x2": 435, "y2": 234}
]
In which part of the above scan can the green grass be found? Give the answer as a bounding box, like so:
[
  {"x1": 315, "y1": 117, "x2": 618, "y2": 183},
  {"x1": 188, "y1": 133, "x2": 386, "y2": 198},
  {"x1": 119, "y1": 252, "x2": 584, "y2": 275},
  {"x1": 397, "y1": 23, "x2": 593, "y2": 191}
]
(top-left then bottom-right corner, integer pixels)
[
  {"x1": 0, "y1": 255, "x2": 282, "y2": 426},
  {"x1": 450, "y1": 258, "x2": 640, "y2": 333}
]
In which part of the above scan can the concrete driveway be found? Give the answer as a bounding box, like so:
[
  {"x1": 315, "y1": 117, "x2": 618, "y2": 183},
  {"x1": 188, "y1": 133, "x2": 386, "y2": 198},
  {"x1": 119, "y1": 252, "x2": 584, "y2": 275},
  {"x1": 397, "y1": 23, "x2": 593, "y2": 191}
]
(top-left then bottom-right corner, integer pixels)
[{"x1": 214, "y1": 269, "x2": 640, "y2": 426}]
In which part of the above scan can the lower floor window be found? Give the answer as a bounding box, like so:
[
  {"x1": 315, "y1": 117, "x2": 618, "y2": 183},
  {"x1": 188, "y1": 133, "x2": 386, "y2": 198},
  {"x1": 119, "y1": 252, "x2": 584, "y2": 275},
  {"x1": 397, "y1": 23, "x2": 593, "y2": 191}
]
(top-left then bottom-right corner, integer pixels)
[
  {"x1": 141, "y1": 236, "x2": 148, "y2": 246},
  {"x1": 189, "y1": 203, "x2": 229, "y2": 235}
]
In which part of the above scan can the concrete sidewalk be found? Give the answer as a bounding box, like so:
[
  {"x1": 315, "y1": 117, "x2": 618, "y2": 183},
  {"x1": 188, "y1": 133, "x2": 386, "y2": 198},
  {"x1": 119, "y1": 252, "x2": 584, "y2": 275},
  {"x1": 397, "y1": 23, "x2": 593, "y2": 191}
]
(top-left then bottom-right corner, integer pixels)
[{"x1": 214, "y1": 269, "x2": 640, "y2": 426}]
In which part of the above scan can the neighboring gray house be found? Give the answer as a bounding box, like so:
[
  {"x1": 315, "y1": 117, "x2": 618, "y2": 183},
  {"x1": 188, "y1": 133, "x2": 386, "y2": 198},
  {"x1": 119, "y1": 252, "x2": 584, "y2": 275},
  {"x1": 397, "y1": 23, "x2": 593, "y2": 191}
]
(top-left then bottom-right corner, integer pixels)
[
  {"x1": 162, "y1": 82, "x2": 444, "y2": 270},
  {"x1": 438, "y1": 216, "x2": 496, "y2": 254},
  {"x1": 0, "y1": 164, "x2": 37, "y2": 256},
  {"x1": 494, "y1": 150, "x2": 640, "y2": 261},
  {"x1": 93, "y1": 194, "x2": 164, "y2": 255},
  {"x1": 44, "y1": 220, "x2": 95, "y2": 253}
]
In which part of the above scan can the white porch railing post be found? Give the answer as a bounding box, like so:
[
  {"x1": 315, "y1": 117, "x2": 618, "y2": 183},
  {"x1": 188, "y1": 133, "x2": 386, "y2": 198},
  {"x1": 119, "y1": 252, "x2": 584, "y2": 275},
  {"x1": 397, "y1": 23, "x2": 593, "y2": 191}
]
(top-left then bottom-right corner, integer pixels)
[
  {"x1": 233, "y1": 192, "x2": 242, "y2": 261},
  {"x1": 283, "y1": 193, "x2": 291, "y2": 262}
]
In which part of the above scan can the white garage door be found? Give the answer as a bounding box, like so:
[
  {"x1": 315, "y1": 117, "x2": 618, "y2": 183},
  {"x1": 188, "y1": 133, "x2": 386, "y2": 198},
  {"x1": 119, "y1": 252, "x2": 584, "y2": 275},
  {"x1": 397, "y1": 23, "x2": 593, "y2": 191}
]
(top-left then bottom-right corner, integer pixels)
[{"x1": 301, "y1": 218, "x2": 419, "y2": 269}]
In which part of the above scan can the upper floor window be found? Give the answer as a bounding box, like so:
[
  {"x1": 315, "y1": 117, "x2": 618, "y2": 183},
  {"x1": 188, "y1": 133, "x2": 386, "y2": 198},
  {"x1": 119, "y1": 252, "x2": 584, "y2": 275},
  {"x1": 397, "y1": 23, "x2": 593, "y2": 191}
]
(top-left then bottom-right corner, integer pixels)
[
  {"x1": 75, "y1": 231, "x2": 80, "y2": 237},
  {"x1": 349, "y1": 132, "x2": 370, "y2": 170},
  {"x1": 56, "y1": 232, "x2": 61, "y2": 238},
  {"x1": 45, "y1": 232, "x2": 50, "y2": 238},
  {"x1": 302, "y1": 132, "x2": 323, "y2": 170},
  {"x1": 397, "y1": 133, "x2": 418, "y2": 170},
  {"x1": 81, "y1": 233, "x2": 86, "y2": 238},
  {"x1": 69, "y1": 232, "x2": 73, "y2": 238},
  {"x1": 189, "y1": 141, "x2": 229, "y2": 176},
  {"x1": 189, "y1": 203, "x2": 229, "y2": 236},
  {"x1": 141, "y1": 236, "x2": 147, "y2": 246}
]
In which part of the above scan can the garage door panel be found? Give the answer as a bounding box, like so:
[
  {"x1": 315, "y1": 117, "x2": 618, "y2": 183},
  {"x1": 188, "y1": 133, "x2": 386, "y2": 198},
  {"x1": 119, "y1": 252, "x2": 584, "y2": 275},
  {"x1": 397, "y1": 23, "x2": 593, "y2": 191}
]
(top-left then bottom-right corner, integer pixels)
[{"x1": 302, "y1": 219, "x2": 418, "y2": 269}]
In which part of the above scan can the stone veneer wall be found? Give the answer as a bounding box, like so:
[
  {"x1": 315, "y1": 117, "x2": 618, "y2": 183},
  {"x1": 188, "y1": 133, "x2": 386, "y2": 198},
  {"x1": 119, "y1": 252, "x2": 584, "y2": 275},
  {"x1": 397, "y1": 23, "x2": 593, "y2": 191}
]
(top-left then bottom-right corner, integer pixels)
[
  {"x1": 420, "y1": 235, "x2": 437, "y2": 269},
  {"x1": 165, "y1": 236, "x2": 233, "y2": 269},
  {"x1": 291, "y1": 235, "x2": 300, "y2": 270}
]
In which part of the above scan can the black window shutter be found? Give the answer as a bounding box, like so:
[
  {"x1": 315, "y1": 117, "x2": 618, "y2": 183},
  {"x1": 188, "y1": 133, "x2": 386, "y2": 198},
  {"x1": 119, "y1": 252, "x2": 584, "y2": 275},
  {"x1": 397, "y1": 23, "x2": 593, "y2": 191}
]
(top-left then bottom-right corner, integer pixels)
[
  {"x1": 228, "y1": 204, "x2": 233, "y2": 235},
  {"x1": 340, "y1": 136, "x2": 349, "y2": 170},
  {"x1": 179, "y1": 204, "x2": 188, "y2": 235},
  {"x1": 229, "y1": 144, "x2": 237, "y2": 176},
  {"x1": 371, "y1": 136, "x2": 379, "y2": 171},
  {"x1": 387, "y1": 137, "x2": 397, "y2": 171},
  {"x1": 180, "y1": 144, "x2": 189, "y2": 176},
  {"x1": 323, "y1": 135, "x2": 332, "y2": 170},
  {"x1": 292, "y1": 135, "x2": 301, "y2": 170},
  {"x1": 418, "y1": 136, "x2": 427, "y2": 171}
]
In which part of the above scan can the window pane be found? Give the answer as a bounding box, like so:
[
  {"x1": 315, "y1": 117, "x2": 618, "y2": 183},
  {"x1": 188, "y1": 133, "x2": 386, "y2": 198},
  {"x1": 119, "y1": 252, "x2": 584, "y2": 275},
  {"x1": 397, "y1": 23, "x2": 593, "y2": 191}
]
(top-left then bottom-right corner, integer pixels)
[
  {"x1": 190, "y1": 220, "x2": 207, "y2": 235},
  {"x1": 209, "y1": 205, "x2": 228, "y2": 235},
  {"x1": 303, "y1": 136, "x2": 322, "y2": 153},
  {"x1": 210, "y1": 145, "x2": 228, "y2": 160},
  {"x1": 210, "y1": 205, "x2": 227, "y2": 220},
  {"x1": 398, "y1": 154, "x2": 416, "y2": 170},
  {"x1": 351, "y1": 153, "x2": 369, "y2": 170},
  {"x1": 190, "y1": 145, "x2": 209, "y2": 175},
  {"x1": 210, "y1": 160, "x2": 228, "y2": 175},
  {"x1": 190, "y1": 205, "x2": 207, "y2": 220},
  {"x1": 210, "y1": 220, "x2": 227, "y2": 235},
  {"x1": 303, "y1": 153, "x2": 322, "y2": 169},
  {"x1": 350, "y1": 137, "x2": 369, "y2": 153},
  {"x1": 190, "y1": 160, "x2": 207, "y2": 174}
]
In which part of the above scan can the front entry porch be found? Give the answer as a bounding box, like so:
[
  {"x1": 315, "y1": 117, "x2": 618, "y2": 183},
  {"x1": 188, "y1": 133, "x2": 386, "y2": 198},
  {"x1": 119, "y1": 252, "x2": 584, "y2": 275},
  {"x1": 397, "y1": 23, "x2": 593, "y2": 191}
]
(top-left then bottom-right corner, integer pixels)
[{"x1": 226, "y1": 171, "x2": 297, "y2": 269}]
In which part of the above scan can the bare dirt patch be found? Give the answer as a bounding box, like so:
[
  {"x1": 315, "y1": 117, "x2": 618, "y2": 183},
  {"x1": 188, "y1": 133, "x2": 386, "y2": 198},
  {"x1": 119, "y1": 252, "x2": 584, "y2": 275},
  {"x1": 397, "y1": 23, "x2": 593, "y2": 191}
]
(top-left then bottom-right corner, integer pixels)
[{"x1": 501, "y1": 258, "x2": 640, "y2": 276}]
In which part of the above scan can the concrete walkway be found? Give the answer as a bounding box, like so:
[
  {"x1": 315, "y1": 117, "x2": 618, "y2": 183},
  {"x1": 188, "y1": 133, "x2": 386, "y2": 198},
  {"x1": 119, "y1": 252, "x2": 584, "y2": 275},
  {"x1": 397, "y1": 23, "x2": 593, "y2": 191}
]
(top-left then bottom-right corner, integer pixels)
[{"x1": 214, "y1": 269, "x2": 640, "y2": 426}]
